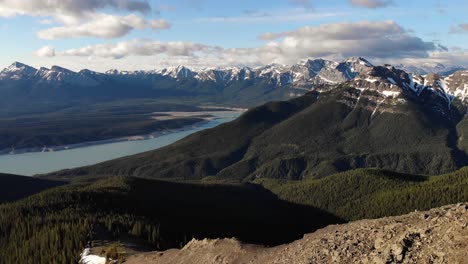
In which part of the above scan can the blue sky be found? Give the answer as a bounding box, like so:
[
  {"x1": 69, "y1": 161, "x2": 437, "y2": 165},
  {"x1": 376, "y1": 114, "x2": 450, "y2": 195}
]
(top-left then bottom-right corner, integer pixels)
[{"x1": 0, "y1": 0, "x2": 467, "y2": 71}]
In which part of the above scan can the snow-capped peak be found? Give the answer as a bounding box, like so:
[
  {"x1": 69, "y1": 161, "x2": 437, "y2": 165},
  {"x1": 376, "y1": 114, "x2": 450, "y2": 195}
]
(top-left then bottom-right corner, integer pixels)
[
  {"x1": 158, "y1": 66, "x2": 195, "y2": 79},
  {"x1": 0, "y1": 62, "x2": 38, "y2": 80},
  {"x1": 345, "y1": 57, "x2": 373, "y2": 67},
  {"x1": 351, "y1": 65, "x2": 458, "y2": 111},
  {"x1": 50, "y1": 65, "x2": 74, "y2": 74}
]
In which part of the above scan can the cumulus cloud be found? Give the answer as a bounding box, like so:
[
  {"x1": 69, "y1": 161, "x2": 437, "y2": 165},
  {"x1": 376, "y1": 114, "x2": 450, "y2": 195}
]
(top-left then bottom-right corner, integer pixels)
[
  {"x1": 258, "y1": 32, "x2": 287, "y2": 40},
  {"x1": 37, "y1": 21, "x2": 440, "y2": 68},
  {"x1": 0, "y1": 0, "x2": 151, "y2": 17},
  {"x1": 0, "y1": 0, "x2": 170, "y2": 39},
  {"x1": 254, "y1": 21, "x2": 435, "y2": 63},
  {"x1": 393, "y1": 50, "x2": 468, "y2": 68},
  {"x1": 349, "y1": 0, "x2": 393, "y2": 8},
  {"x1": 37, "y1": 14, "x2": 170, "y2": 39},
  {"x1": 35, "y1": 46, "x2": 55, "y2": 57},
  {"x1": 45, "y1": 40, "x2": 219, "y2": 59},
  {"x1": 149, "y1": 19, "x2": 171, "y2": 29}
]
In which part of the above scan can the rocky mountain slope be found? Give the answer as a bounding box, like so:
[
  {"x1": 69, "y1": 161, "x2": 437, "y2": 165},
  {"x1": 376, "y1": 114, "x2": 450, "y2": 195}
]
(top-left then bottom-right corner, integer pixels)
[{"x1": 126, "y1": 203, "x2": 468, "y2": 264}]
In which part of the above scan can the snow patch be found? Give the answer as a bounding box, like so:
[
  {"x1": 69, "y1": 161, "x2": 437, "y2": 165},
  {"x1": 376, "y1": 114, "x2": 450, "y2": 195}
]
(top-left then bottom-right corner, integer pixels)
[
  {"x1": 80, "y1": 248, "x2": 106, "y2": 264},
  {"x1": 381, "y1": 91, "x2": 401, "y2": 97},
  {"x1": 387, "y1": 77, "x2": 396, "y2": 84},
  {"x1": 370, "y1": 98, "x2": 386, "y2": 118},
  {"x1": 365, "y1": 77, "x2": 379, "y2": 83},
  {"x1": 318, "y1": 75, "x2": 339, "y2": 84},
  {"x1": 436, "y1": 80, "x2": 455, "y2": 108}
]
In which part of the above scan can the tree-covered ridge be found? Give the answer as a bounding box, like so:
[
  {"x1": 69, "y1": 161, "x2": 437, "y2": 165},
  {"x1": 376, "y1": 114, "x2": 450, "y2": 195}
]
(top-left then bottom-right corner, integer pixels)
[
  {"x1": 256, "y1": 167, "x2": 468, "y2": 221},
  {"x1": 0, "y1": 176, "x2": 340, "y2": 264},
  {"x1": 47, "y1": 84, "x2": 468, "y2": 182},
  {"x1": 0, "y1": 177, "x2": 153, "y2": 264},
  {"x1": 1, "y1": 168, "x2": 467, "y2": 263}
]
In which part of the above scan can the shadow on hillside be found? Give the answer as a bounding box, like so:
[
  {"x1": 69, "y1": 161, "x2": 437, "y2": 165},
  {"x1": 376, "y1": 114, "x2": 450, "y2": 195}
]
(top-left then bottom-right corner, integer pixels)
[
  {"x1": 91, "y1": 177, "x2": 345, "y2": 248},
  {"x1": 0, "y1": 173, "x2": 66, "y2": 203}
]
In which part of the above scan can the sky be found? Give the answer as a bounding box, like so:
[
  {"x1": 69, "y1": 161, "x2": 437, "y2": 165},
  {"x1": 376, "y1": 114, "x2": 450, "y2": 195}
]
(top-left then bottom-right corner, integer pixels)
[{"x1": 0, "y1": 0, "x2": 467, "y2": 72}]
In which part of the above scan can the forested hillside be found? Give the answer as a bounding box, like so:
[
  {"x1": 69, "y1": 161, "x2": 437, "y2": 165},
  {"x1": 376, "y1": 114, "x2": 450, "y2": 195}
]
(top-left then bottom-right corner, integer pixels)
[{"x1": 2, "y1": 167, "x2": 468, "y2": 263}]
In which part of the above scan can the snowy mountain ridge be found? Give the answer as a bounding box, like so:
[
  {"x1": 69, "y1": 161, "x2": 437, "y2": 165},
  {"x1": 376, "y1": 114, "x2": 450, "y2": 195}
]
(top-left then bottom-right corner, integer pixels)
[{"x1": 1, "y1": 58, "x2": 467, "y2": 108}]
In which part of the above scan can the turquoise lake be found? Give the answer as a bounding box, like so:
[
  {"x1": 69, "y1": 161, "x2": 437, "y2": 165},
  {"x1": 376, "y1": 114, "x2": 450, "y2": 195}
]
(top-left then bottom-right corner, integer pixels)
[{"x1": 0, "y1": 112, "x2": 240, "y2": 176}]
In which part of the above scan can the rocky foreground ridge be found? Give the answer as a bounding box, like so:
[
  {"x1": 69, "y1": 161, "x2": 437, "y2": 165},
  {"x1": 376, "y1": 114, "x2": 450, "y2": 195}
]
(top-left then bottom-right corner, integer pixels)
[{"x1": 126, "y1": 203, "x2": 467, "y2": 264}]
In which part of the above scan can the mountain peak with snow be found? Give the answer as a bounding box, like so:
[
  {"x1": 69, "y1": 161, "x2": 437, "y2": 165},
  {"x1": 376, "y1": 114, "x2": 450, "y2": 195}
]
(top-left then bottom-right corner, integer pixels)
[
  {"x1": 0, "y1": 58, "x2": 467, "y2": 109},
  {"x1": 158, "y1": 65, "x2": 195, "y2": 79},
  {"x1": 0, "y1": 61, "x2": 38, "y2": 80},
  {"x1": 344, "y1": 57, "x2": 373, "y2": 67},
  {"x1": 50, "y1": 65, "x2": 74, "y2": 74}
]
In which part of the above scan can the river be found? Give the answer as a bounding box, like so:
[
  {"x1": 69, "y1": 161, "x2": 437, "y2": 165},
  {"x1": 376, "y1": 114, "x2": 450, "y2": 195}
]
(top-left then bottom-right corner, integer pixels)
[{"x1": 0, "y1": 112, "x2": 240, "y2": 176}]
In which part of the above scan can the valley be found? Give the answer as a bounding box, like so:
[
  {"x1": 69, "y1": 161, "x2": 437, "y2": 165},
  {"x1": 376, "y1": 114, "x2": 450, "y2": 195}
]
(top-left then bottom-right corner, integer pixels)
[
  {"x1": 1, "y1": 57, "x2": 468, "y2": 264},
  {"x1": 2, "y1": 2, "x2": 468, "y2": 263},
  {"x1": 0, "y1": 110, "x2": 241, "y2": 176},
  {"x1": 0, "y1": 100, "x2": 241, "y2": 154}
]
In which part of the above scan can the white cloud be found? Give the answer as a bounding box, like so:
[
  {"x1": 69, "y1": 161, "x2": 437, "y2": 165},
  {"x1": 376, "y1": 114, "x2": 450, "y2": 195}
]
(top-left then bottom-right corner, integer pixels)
[
  {"x1": 0, "y1": 0, "x2": 169, "y2": 40},
  {"x1": 149, "y1": 19, "x2": 171, "y2": 29},
  {"x1": 349, "y1": 0, "x2": 393, "y2": 8},
  {"x1": 35, "y1": 46, "x2": 55, "y2": 57},
  {"x1": 394, "y1": 50, "x2": 468, "y2": 67},
  {"x1": 258, "y1": 32, "x2": 287, "y2": 40},
  {"x1": 252, "y1": 21, "x2": 435, "y2": 63},
  {"x1": 49, "y1": 40, "x2": 218, "y2": 59},
  {"x1": 37, "y1": 14, "x2": 169, "y2": 39},
  {"x1": 0, "y1": 0, "x2": 151, "y2": 17},
  {"x1": 35, "y1": 21, "x2": 444, "y2": 69}
]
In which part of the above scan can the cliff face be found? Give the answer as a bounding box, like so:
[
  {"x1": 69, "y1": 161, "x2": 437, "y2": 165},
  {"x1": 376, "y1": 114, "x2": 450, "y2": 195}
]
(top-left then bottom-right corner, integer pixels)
[{"x1": 126, "y1": 203, "x2": 468, "y2": 264}]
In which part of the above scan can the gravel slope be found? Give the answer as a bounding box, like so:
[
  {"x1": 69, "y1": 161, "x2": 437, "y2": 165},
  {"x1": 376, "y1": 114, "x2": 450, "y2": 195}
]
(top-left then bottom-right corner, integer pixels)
[{"x1": 126, "y1": 203, "x2": 468, "y2": 264}]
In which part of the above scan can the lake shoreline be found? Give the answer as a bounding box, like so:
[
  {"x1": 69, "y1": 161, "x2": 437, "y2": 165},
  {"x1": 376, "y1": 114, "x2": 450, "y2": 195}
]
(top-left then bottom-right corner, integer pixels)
[
  {"x1": 0, "y1": 112, "x2": 242, "y2": 176},
  {"x1": 0, "y1": 119, "x2": 211, "y2": 156},
  {"x1": 0, "y1": 110, "x2": 245, "y2": 156}
]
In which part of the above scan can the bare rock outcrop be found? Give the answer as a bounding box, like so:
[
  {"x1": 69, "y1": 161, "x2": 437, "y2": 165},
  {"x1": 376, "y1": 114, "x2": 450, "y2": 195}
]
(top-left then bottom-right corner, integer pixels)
[{"x1": 126, "y1": 203, "x2": 468, "y2": 264}]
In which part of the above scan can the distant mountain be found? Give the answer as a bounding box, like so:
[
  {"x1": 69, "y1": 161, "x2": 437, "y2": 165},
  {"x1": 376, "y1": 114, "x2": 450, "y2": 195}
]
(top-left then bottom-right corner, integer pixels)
[
  {"x1": 0, "y1": 57, "x2": 378, "y2": 108},
  {"x1": 396, "y1": 62, "x2": 467, "y2": 76},
  {"x1": 46, "y1": 61, "x2": 468, "y2": 181},
  {"x1": 1, "y1": 57, "x2": 467, "y2": 112}
]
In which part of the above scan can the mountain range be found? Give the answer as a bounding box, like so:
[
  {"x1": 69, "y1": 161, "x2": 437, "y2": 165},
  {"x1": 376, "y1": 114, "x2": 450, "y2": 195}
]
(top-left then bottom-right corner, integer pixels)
[
  {"x1": 2, "y1": 58, "x2": 467, "y2": 108},
  {"x1": 2, "y1": 57, "x2": 468, "y2": 264},
  {"x1": 396, "y1": 62, "x2": 467, "y2": 76},
  {"x1": 44, "y1": 59, "x2": 468, "y2": 181}
]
